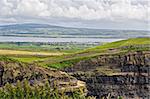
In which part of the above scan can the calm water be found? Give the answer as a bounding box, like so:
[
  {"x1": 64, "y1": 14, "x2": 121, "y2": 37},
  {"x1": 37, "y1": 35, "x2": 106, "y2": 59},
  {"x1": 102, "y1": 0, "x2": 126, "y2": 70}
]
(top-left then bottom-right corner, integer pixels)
[{"x1": 0, "y1": 36, "x2": 123, "y2": 43}]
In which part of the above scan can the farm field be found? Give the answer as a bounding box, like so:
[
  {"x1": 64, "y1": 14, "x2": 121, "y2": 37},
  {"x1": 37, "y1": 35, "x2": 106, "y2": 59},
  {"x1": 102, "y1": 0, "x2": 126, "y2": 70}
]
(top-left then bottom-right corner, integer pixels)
[
  {"x1": 0, "y1": 42, "x2": 98, "y2": 63},
  {"x1": 0, "y1": 38, "x2": 149, "y2": 65},
  {"x1": 0, "y1": 49, "x2": 65, "y2": 56}
]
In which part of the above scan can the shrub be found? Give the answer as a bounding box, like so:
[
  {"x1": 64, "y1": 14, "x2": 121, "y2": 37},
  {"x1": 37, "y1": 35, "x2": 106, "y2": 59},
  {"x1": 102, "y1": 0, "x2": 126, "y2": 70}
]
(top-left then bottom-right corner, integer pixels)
[{"x1": 0, "y1": 80, "x2": 94, "y2": 99}]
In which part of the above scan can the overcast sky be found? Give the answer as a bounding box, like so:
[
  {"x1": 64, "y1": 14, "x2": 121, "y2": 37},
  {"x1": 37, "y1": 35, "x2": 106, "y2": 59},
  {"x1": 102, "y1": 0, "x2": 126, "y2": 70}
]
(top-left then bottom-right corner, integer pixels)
[{"x1": 0, "y1": 0, "x2": 149, "y2": 30}]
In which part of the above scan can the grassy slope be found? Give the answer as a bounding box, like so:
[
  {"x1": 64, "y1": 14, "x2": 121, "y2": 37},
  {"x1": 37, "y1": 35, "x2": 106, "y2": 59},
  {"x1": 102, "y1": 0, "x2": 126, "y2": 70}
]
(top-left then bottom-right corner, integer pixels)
[
  {"x1": 80, "y1": 37, "x2": 150, "y2": 53},
  {"x1": 0, "y1": 49, "x2": 65, "y2": 56},
  {"x1": 0, "y1": 42, "x2": 93, "y2": 53},
  {"x1": 0, "y1": 42, "x2": 92, "y2": 62},
  {"x1": 42, "y1": 38, "x2": 150, "y2": 69},
  {"x1": 0, "y1": 49, "x2": 66, "y2": 63},
  {"x1": 0, "y1": 38, "x2": 149, "y2": 67}
]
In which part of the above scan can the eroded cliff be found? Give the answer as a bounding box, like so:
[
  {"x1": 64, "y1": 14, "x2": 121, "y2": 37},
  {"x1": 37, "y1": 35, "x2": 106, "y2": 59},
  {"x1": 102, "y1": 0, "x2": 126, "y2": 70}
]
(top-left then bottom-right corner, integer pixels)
[
  {"x1": 0, "y1": 57, "x2": 87, "y2": 94},
  {"x1": 65, "y1": 51, "x2": 150, "y2": 98}
]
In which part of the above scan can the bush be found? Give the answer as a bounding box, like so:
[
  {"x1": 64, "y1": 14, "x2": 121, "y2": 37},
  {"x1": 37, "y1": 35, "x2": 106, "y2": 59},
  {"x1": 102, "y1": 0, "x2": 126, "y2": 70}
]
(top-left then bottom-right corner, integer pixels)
[{"x1": 0, "y1": 80, "x2": 94, "y2": 99}]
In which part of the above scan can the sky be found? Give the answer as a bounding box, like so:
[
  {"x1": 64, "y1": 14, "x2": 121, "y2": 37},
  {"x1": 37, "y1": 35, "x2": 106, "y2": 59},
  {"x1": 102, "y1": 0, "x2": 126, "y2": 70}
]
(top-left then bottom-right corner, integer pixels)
[{"x1": 0, "y1": 0, "x2": 149, "y2": 30}]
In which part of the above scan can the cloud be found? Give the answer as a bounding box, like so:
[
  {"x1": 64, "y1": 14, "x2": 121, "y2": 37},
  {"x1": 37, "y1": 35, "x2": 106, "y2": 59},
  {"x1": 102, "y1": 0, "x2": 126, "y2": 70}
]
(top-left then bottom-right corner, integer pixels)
[
  {"x1": 0, "y1": 17, "x2": 16, "y2": 23},
  {"x1": 0, "y1": 0, "x2": 149, "y2": 29}
]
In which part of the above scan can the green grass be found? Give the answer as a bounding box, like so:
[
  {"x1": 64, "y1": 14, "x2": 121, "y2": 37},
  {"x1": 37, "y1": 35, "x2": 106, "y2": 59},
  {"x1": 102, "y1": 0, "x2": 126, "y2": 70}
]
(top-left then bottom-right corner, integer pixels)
[
  {"x1": 81, "y1": 37, "x2": 150, "y2": 53},
  {"x1": 0, "y1": 56, "x2": 20, "y2": 63},
  {"x1": 11, "y1": 57, "x2": 49, "y2": 63},
  {"x1": 0, "y1": 42, "x2": 94, "y2": 53},
  {"x1": 0, "y1": 43, "x2": 78, "y2": 63},
  {"x1": 0, "y1": 42, "x2": 95, "y2": 63},
  {"x1": 42, "y1": 38, "x2": 150, "y2": 69},
  {"x1": 46, "y1": 56, "x2": 91, "y2": 69},
  {"x1": 0, "y1": 38, "x2": 149, "y2": 68}
]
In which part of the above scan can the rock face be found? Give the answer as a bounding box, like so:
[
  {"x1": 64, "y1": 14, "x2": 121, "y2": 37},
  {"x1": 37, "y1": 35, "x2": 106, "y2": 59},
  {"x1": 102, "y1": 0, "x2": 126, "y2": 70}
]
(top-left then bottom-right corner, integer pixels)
[
  {"x1": 65, "y1": 51, "x2": 150, "y2": 72},
  {"x1": 65, "y1": 51, "x2": 150, "y2": 98},
  {"x1": 0, "y1": 63, "x2": 4, "y2": 86},
  {"x1": 73, "y1": 73, "x2": 149, "y2": 99},
  {"x1": 0, "y1": 59, "x2": 87, "y2": 94}
]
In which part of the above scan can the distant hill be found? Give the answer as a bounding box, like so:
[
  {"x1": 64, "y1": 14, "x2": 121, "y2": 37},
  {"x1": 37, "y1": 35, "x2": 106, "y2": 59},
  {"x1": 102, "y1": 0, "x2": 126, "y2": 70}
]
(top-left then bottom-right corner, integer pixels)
[
  {"x1": 0, "y1": 23, "x2": 149, "y2": 38},
  {"x1": 0, "y1": 23, "x2": 62, "y2": 29}
]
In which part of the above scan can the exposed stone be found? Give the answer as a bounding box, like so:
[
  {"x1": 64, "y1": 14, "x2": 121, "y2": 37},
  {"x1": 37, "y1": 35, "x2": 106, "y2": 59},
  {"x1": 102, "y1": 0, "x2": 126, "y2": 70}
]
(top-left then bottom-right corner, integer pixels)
[
  {"x1": 0, "y1": 60, "x2": 87, "y2": 94},
  {"x1": 0, "y1": 62, "x2": 4, "y2": 86},
  {"x1": 65, "y1": 51, "x2": 150, "y2": 98}
]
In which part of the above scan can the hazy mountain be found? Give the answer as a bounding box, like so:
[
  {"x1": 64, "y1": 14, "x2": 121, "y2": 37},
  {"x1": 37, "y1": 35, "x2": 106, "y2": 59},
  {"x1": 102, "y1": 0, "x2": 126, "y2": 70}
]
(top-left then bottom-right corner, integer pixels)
[{"x1": 0, "y1": 23, "x2": 149, "y2": 38}]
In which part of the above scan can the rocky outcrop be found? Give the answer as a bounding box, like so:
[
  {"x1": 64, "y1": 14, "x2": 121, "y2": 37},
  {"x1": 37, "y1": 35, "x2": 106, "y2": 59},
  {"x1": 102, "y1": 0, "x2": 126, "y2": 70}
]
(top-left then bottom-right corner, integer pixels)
[
  {"x1": 72, "y1": 72, "x2": 149, "y2": 98},
  {"x1": 0, "y1": 63, "x2": 4, "y2": 86},
  {"x1": 0, "y1": 59, "x2": 87, "y2": 94},
  {"x1": 65, "y1": 51, "x2": 150, "y2": 72},
  {"x1": 65, "y1": 51, "x2": 150, "y2": 98}
]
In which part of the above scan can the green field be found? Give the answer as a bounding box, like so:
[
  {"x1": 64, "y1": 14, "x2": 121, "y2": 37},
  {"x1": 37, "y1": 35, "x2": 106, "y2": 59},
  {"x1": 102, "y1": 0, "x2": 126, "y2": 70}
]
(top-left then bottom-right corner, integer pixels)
[
  {"x1": 0, "y1": 38, "x2": 149, "y2": 68},
  {"x1": 0, "y1": 42, "x2": 97, "y2": 62},
  {"x1": 83, "y1": 37, "x2": 150, "y2": 53},
  {"x1": 39, "y1": 38, "x2": 150, "y2": 69},
  {"x1": 0, "y1": 42, "x2": 96, "y2": 53}
]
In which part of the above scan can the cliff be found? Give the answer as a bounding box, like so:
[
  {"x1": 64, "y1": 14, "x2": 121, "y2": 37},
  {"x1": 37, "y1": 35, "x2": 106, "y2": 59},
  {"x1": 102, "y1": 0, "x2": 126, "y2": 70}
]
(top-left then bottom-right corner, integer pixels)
[
  {"x1": 65, "y1": 51, "x2": 150, "y2": 72},
  {"x1": 0, "y1": 57, "x2": 87, "y2": 94},
  {"x1": 64, "y1": 51, "x2": 150, "y2": 98}
]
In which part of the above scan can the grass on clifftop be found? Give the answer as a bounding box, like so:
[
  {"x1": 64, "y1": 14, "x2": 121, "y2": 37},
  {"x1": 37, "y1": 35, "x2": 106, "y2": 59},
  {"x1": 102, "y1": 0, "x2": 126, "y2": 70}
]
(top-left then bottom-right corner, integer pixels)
[
  {"x1": 1, "y1": 38, "x2": 149, "y2": 69},
  {"x1": 81, "y1": 37, "x2": 150, "y2": 53},
  {"x1": 43, "y1": 37, "x2": 150, "y2": 69}
]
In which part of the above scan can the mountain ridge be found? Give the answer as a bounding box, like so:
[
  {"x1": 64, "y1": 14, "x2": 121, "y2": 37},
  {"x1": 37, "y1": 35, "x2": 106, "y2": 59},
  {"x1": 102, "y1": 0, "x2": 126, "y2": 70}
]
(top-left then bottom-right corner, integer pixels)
[
  {"x1": 0, "y1": 23, "x2": 149, "y2": 39},
  {"x1": 0, "y1": 23, "x2": 149, "y2": 31}
]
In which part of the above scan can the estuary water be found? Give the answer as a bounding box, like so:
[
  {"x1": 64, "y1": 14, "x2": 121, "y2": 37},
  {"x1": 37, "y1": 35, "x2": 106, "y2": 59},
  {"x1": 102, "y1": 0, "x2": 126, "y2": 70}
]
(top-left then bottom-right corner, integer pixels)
[{"x1": 0, "y1": 36, "x2": 123, "y2": 43}]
